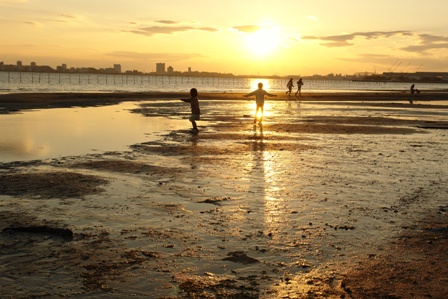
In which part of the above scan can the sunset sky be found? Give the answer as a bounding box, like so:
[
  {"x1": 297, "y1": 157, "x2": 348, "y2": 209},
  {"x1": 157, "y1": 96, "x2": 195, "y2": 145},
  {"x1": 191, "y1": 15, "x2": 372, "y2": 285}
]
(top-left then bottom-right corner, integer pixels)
[{"x1": 2, "y1": 0, "x2": 448, "y2": 76}]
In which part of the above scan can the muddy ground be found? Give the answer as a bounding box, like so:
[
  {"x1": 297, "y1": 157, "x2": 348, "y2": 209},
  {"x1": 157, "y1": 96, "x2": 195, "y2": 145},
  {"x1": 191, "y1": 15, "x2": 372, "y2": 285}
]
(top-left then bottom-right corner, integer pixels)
[{"x1": 0, "y1": 92, "x2": 447, "y2": 298}]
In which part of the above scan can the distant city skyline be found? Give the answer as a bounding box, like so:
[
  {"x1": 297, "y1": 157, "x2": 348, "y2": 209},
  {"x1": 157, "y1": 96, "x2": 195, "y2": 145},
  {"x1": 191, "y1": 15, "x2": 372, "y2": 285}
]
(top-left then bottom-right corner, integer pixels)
[
  {"x1": 0, "y1": 59, "x2": 372, "y2": 78},
  {"x1": 1, "y1": 1, "x2": 448, "y2": 76},
  {"x1": 2, "y1": 59, "x2": 448, "y2": 84},
  {"x1": 0, "y1": 60, "x2": 220, "y2": 75}
]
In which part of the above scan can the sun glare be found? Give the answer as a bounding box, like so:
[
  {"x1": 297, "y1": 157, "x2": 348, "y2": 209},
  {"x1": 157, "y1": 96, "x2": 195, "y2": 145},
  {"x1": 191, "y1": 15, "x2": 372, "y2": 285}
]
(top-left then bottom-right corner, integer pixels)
[
  {"x1": 245, "y1": 27, "x2": 281, "y2": 57},
  {"x1": 249, "y1": 78, "x2": 271, "y2": 91}
]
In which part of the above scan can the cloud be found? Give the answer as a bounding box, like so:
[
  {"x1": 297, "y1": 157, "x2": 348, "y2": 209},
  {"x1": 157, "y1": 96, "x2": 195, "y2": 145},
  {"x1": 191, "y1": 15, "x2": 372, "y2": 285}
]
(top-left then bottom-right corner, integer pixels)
[
  {"x1": 51, "y1": 13, "x2": 84, "y2": 24},
  {"x1": 401, "y1": 34, "x2": 448, "y2": 53},
  {"x1": 58, "y1": 13, "x2": 78, "y2": 19},
  {"x1": 231, "y1": 25, "x2": 260, "y2": 33},
  {"x1": 23, "y1": 20, "x2": 38, "y2": 25},
  {"x1": 128, "y1": 24, "x2": 218, "y2": 36},
  {"x1": 302, "y1": 31, "x2": 412, "y2": 47},
  {"x1": 337, "y1": 53, "x2": 394, "y2": 64},
  {"x1": 419, "y1": 34, "x2": 448, "y2": 43},
  {"x1": 155, "y1": 20, "x2": 177, "y2": 25},
  {"x1": 301, "y1": 30, "x2": 448, "y2": 59}
]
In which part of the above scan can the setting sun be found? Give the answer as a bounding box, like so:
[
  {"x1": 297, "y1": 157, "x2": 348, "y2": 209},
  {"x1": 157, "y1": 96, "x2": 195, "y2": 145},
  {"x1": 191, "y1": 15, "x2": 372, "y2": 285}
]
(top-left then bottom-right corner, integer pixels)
[{"x1": 245, "y1": 26, "x2": 282, "y2": 57}]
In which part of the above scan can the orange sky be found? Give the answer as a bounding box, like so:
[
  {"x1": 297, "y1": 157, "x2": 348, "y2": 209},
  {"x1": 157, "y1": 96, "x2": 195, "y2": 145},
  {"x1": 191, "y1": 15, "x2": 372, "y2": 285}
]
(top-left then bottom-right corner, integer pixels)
[{"x1": 2, "y1": 0, "x2": 448, "y2": 75}]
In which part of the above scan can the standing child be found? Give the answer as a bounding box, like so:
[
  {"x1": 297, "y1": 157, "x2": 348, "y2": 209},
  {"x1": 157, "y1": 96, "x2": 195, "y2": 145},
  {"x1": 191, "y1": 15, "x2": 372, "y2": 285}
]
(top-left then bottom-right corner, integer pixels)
[
  {"x1": 244, "y1": 82, "x2": 277, "y2": 124},
  {"x1": 180, "y1": 88, "x2": 200, "y2": 133}
]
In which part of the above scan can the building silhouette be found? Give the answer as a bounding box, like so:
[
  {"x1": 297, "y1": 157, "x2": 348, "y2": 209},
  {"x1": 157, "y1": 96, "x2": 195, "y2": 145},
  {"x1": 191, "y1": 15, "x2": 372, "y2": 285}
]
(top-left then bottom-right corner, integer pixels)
[
  {"x1": 156, "y1": 63, "x2": 165, "y2": 74},
  {"x1": 0, "y1": 61, "x2": 122, "y2": 74}
]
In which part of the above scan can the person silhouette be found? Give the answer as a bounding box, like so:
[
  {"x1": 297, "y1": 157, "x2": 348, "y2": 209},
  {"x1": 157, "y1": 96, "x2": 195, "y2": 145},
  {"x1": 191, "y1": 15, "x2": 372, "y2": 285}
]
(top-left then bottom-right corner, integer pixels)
[
  {"x1": 244, "y1": 82, "x2": 277, "y2": 124},
  {"x1": 409, "y1": 84, "x2": 416, "y2": 104},
  {"x1": 286, "y1": 78, "x2": 294, "y2": 96},
  {"x1": 180, "y1": 88, "x2": 200, "y2": 133},
  {"x1": 295, "y1": 78, "x2": 304, "y2": 96}
]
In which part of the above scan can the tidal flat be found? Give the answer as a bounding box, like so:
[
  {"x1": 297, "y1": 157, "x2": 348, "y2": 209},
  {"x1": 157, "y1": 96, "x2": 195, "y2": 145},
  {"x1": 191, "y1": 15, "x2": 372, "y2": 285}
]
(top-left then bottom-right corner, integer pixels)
[{"x1": 1, "y1": 92, "x2": 447, "y2": 298}]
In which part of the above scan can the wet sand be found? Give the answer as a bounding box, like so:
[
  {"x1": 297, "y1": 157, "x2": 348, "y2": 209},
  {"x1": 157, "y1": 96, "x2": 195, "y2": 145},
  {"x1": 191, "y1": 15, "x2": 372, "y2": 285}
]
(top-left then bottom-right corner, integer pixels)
[{"x1": 0, "y1": 92, "x2": 447, "y2": 298}]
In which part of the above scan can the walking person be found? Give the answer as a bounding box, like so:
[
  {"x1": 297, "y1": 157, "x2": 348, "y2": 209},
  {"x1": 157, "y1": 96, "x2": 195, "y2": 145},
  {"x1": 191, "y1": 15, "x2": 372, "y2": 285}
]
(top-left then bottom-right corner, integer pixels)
[
  {"x1": 286, "y1": 78, "x2": 294, "y2": 96},
  {"x1": 295, "y1": 78, "x2": 304, "y2": 96},
  {"x1": 244, "y1": 82, "x2": 277, "y2": 124},
  {"x1": 180, "y1": 88, "x2": 200, "y2": 133}
]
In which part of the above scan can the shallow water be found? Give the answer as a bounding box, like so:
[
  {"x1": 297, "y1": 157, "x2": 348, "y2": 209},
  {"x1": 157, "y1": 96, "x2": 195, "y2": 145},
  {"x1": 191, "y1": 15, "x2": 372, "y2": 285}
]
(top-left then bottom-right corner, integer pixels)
[
  {"x1": 0, "y1": 102, "x2": 187, "y2": 162},
  {"x1": 1, "y1": 98, "x2": 446, "y2": 161},
  {"x1": 2, "y1": 71, "x2": 448, "y2": 93}
]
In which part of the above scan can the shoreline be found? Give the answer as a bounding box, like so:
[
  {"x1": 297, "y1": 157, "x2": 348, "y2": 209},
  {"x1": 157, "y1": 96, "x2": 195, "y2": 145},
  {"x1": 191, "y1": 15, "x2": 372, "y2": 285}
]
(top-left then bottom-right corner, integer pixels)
[{"x1": 0, "y1": 91, "x2": 447, "y2": 114}]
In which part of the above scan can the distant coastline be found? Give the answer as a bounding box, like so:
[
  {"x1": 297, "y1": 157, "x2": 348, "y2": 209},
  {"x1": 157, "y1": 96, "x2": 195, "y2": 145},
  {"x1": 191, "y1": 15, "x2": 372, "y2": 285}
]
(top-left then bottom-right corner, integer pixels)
[
  {"x1": 0, "y1": 69, "x2": 353, "y2": 81},
  {"x1": 2, "y1": 71, "x2": 448, "y2": 95},
  {"x1": 2, "y1": 61, "x2": 448, "y2": 83},
  {"x1": 2, "y1": 70, "x2": 448, "y2": 85},
  {"x1": 352, "y1": 78, "x2": 448, "y2": 84}
]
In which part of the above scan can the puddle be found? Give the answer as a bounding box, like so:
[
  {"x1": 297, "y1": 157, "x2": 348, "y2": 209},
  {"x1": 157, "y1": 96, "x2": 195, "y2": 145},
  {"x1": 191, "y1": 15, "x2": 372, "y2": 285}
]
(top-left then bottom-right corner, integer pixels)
[{"x1": 0, "y1": 102, "x2": 186, "y2": 162}]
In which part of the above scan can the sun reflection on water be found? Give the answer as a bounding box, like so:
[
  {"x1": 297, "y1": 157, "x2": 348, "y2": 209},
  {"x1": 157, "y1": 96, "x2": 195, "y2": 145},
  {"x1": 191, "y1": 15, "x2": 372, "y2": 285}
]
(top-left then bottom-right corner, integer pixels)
[
  {"x1": 261, "y1": 150, "x2": 285, "y2": 227},
  {"x1": 247, "y1": 124, "x2": 284, "y2": 230},
  {"x1": 249, "y1": 78, "x2": 272, "y2": 91},
  {"x1": 245, "y1": 95, "x2": 274, "y2": 121}
]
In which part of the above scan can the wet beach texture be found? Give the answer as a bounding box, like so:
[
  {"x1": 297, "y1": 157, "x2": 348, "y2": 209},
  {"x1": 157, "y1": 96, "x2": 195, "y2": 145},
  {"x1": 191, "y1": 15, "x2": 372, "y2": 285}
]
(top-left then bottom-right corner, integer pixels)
[{"x1": 0, "y1": 92, "x2": 447, "y2": 298}]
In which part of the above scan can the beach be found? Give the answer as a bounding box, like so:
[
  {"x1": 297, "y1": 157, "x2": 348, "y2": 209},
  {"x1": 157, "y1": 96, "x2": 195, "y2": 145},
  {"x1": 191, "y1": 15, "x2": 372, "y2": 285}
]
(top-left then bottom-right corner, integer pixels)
[{"x1": 0, "y1": 91, "x2": 447, "y2": 298}]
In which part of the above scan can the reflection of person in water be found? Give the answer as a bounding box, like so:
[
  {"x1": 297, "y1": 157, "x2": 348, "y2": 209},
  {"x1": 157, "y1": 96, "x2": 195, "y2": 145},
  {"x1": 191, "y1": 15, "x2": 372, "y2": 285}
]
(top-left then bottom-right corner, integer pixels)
[
  {"x1": 295, "y1": 78, "x2": 304, "y2": 96},
  {"x1": 244, "y1": 82, "x2": 277, "y2": 124},
  {"x1": 286, "y1": 78, "x2": 294, "y2": 96},
  {"x1": 180, "y1": 88, "x2": 200, "y2": 133}
]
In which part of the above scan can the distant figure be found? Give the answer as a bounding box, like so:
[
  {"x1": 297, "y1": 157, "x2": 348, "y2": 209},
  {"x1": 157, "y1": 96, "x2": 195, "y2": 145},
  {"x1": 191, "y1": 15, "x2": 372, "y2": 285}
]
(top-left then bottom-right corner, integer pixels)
[
  {"x1": 409, "y1": 84, "x2": 419, "y2": 104},
  {"x1": 295, "y1": 78, "x2": 304, "y2": 96},
  {"x1": 244, "y1": 82, "x2": 277, "y2": 124},
  {"x1": 180, "y1": 88, "x2": 200, "y2": 133},
  {"x1": 286, "y1": 78, "x2": 294, "y2": 96}
]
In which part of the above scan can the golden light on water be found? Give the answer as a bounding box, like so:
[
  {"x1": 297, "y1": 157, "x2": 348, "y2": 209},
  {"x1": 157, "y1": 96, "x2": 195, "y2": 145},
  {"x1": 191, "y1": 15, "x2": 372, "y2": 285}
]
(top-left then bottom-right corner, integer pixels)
[
  {"x1": 249, "y1": 78, "x2": 271, "y2": 91},
  {"x1": 247, "y1": 99, "x2": 273, "y2": 122}
]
